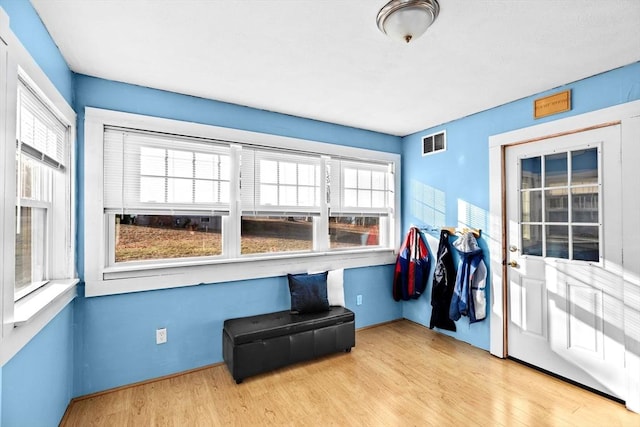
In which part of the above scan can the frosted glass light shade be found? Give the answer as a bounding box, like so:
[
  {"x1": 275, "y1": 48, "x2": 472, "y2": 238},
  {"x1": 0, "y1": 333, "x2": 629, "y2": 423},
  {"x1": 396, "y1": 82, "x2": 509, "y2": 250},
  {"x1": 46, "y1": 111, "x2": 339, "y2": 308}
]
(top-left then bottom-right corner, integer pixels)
[{"x1": 377, "y1": 0, "x2": 440, "y2": 43}]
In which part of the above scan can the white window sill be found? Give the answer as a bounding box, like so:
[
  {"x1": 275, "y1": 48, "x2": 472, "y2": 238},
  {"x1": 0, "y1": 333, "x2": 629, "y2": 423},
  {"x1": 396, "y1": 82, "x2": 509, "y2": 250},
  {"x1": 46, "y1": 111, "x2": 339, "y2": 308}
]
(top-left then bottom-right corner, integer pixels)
[
  {"x1": 87, "y1": 249, "x2": 396, "y2": 297},
  {"x1": 102, "y1": 247, "x2": 395, "y2": 276},
  {"x1": 14, "y1": 279, "x2": 79, "y2": 326}
]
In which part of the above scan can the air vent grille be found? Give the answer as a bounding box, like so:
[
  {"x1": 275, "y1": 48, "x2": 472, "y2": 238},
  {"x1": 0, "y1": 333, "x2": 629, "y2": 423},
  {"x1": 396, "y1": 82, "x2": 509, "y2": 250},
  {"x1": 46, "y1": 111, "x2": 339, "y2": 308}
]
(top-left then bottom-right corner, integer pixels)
[{"x1": 422, "y1": 131, "x2": 446, "y2": 156}]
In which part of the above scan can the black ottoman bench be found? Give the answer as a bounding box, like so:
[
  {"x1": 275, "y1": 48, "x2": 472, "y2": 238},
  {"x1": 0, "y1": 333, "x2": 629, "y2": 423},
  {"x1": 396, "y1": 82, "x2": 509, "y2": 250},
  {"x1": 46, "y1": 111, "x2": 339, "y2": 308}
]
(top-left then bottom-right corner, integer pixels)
[{"x1": 223, "y1": 306, "x2": 355, "y2": 383}]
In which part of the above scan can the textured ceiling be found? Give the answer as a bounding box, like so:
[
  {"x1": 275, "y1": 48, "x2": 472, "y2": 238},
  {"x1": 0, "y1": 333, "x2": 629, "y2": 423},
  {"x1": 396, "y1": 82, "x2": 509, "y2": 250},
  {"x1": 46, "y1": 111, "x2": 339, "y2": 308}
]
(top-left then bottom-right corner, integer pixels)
[{"x1": 31, "y1": 0, "x2": 640, "y2": 136}]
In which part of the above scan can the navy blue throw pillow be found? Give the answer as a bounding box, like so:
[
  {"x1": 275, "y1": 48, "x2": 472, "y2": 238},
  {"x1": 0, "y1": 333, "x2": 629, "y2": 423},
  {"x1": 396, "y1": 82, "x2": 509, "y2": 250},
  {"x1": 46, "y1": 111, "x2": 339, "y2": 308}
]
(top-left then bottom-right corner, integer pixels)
[{"x1": 287, "y1": 272, "x2": 330, "y2": 314}]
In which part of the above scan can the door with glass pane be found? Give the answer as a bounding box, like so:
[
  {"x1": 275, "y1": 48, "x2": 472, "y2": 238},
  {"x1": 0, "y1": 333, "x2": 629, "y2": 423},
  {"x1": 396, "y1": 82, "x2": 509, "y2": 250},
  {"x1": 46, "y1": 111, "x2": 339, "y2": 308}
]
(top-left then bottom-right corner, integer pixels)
[{"x1": 506, "y1": 125, "x2": 625, "y2": 399}]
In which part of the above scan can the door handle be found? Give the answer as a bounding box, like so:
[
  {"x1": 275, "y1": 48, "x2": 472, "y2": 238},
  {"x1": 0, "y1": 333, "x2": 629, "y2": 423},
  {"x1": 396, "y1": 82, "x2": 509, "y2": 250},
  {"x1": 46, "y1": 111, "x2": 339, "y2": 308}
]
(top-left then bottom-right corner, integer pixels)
[{"x1": 508, "y1": 260, "x2": 519, "y2": 268}]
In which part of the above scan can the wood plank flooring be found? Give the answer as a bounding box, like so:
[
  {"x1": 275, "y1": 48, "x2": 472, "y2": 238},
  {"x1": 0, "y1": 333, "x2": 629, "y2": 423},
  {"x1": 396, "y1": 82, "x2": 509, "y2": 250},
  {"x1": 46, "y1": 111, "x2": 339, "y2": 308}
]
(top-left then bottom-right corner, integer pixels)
[{"x1": 61, "y1": 320, "x2": 639, "y2": 426}]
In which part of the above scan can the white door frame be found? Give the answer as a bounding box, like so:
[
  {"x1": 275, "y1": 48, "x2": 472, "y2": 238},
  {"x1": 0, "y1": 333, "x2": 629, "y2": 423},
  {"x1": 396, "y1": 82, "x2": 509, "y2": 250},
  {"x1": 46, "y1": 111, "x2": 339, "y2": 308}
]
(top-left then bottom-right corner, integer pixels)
[{"x1": 488, "y1": 99, "x2": 640, "y2": 412}]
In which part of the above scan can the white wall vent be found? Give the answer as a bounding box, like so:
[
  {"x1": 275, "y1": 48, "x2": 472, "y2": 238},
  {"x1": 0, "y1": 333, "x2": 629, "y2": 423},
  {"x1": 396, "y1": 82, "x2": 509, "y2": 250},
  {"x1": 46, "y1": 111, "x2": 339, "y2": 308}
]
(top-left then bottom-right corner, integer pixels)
[{"x1": 422, "y1": 131, "x2": 446, "y2": 156}]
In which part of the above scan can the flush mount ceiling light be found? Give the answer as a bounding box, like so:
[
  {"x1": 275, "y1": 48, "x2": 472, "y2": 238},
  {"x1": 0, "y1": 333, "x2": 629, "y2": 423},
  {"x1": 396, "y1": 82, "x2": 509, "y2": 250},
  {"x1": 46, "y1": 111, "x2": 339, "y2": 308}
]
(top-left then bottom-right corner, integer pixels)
[{"x1": 376, "y1": 0, "x2": 440, "y2": 44}]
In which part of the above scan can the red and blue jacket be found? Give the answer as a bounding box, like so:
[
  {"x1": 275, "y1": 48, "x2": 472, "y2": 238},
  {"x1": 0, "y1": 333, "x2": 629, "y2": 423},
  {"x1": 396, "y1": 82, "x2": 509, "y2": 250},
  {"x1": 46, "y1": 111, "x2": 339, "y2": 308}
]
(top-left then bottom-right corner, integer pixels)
[{"x1": 393, "y1": 227, "x2": 431, "y2": 301}]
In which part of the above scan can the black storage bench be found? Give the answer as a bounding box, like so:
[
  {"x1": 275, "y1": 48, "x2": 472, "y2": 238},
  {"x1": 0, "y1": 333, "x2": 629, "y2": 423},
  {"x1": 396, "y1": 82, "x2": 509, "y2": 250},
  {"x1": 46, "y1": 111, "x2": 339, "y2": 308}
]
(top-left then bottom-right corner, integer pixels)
[{"x1": 223, "y1": 306, "x2": 355, "y2": 383}]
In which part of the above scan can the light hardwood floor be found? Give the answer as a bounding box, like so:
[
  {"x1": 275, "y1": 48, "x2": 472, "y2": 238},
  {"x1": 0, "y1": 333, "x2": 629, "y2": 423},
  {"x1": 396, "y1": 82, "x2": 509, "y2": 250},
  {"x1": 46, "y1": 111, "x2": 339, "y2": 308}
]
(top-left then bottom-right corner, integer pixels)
[{"x1": 61, "y1": 320, "x2": 639, "y2": 426}]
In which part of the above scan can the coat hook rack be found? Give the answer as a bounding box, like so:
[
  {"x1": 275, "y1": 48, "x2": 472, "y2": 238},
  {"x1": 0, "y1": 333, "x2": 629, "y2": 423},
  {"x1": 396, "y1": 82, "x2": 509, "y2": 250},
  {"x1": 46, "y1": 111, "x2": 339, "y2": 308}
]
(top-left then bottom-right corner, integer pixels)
[
  {"x1": 412, "y1": 225, "x2": 482, "y2": 239},
  {"x1": 441, "y1": 226, "x2": 482, "y2": 238}
]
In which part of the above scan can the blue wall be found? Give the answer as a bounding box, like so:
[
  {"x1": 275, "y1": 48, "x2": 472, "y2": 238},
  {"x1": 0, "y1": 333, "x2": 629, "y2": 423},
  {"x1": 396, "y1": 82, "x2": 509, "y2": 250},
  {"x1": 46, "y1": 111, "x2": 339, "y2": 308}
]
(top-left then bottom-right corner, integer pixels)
[
  {"x1": 74, "y1": 265, "x2": 399, "y2": 395},
  {"x1": 1, "y1": 304, "x2": 75, "y2": 427},
  {"x1": 73, "y1": 75, "x2": 403, "y2": 396},
  {"x1": 401, "y1": 61, "x2": 640, "y2": 350}
]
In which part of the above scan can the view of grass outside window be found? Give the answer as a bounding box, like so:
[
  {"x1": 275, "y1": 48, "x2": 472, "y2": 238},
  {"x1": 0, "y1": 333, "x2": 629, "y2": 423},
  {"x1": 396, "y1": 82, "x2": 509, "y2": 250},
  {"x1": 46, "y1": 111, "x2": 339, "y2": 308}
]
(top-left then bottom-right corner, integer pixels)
[
  {"x1": 241, "y1": 216, "x2": 313, "y2": 254},
  {"x1": 114, "y1": 214, "x2": 222, "y2": 262},
  {"x1": 329, "y1": 216, "x2": 380, "y2": 248},
  {"x1": 115, "y1": 215, "x2": 382, "y2": 260}
]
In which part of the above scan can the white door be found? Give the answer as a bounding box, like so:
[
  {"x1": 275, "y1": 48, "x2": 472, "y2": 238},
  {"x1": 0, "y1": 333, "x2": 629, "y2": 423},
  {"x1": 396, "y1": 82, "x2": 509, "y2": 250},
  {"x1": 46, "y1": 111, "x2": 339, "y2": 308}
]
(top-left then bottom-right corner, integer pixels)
[{"x1": 506, "y1": 125, "x2": 626, "y2": 399}]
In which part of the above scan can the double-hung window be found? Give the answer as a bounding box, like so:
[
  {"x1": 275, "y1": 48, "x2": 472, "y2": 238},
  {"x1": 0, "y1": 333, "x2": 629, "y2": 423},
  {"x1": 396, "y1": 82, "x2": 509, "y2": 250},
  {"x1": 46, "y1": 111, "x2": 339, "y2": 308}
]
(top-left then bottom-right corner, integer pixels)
[
  {"x1": 84, "y1": 108, "x2": 400, "y2": 296},
  {"x1": 0, "y1": 13, "x2": 76, "y2": 358},
  {"x1": 103, "y1": 127, "x2": 231, "y2": 264},
  {"x1": 14, "y1": 75, "x2": 71, "y2": 300},
  {"x1": 329, "y1": 159, "x2": 394, "y2": 249},
  {"x1": 240, "y1": 148, "x2": 322, "y2": 254}
]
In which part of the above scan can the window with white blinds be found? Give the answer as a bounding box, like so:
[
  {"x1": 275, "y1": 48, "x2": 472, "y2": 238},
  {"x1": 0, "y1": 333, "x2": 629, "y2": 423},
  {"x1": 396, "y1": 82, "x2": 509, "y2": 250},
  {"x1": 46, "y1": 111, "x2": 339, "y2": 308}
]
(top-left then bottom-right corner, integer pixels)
[
  {"x1": 329, "y1": 159, "x2": 393, "y2": 216},
  {"x1": 14, "y1": 74, "x2": 72, "y2": 301},
  {"x1": 103, "y1": 127, "x2": 231, "y2": 214},
  {"x1": 241, "y1": 148, "x2": 322, "y2": 216},
  {"x1": 17, "y1": 77, "x2": 67, "y2": 170},
  {"x1": 84, "y1": 108, "x2": 399, "y2": 293}
]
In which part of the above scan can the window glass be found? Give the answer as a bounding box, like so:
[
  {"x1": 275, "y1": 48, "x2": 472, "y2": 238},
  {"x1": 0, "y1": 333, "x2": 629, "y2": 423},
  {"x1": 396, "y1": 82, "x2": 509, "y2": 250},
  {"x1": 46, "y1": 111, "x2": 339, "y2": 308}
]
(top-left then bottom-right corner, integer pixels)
[
  {"x1": 372, "y1": 171, "x2": 386, "y2": 190},
  {"x1": 573, "y1": 226, "x2": 599, "y2": 262},
  {"x1": 571, "y1": 149, "x2": 598, "y2": 185},
  {"x1": 279, "y1": 161, "x2": 297, "y2": 185},
  {"x1": 344, "y1": 168, "x2": 357, "y2": 188},
  {"x1": 167, "y1": 178, "x2": 192, "y2": 203},
  {"x1": 520, "y1": 148, "x2": 600, "y2": 261},
  {"x1": 329, "y1": 217, "x2": 380, "y2": 249},
  {"x1": 521, "y1": 224, "x2": 542, "y2": 256},
  {"x1": 546, "y1": 225, "x2": 569, "y2": 259},
  {"x1": 521, "y1": 156, "x2": 541, "y2": 189},
  {"x1": 140, "y1": 146, "x2": 164, "y2": 175},
  {"x1": 15, "y1": 206, "x2": 47, "y2": 292},
  {"x1": 241, "y1": 216, "x2": 313, "y2": 255},
  {"x1": 357, "y1": 169, "x2": 371, "y2": 189},
  {"x1": 545, "y1": 153, "x2": 567, "y2": 187},
  {"x1": 520, "y1": 190, "x2": 542, "y2": 222},
  {"x1": 545, "y1": 188, "x2": 568, "y2": 222},
  {"x1": 19, "y1": 155, "x2": 52, "y2": 201},
  {"x1": 372, "y1": 190, "x2": 386, "y2": 208},
  {"x1": 140, "y1": 177, "x2": 165, "y2": 203},
  {"x1": 115, "y1": 214, "x2": 222, "y2": 262},
  {"x1": 167, "y1": 149, "x2": 192, "y2": 178}
]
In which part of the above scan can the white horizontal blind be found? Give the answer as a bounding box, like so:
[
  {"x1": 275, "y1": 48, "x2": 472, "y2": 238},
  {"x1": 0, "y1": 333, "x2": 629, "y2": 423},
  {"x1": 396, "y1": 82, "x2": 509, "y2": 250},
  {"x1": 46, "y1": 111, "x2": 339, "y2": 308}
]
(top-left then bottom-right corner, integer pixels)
[
  {"x1": 104, "y1": 127, "x2": 231, "y2": 214},
  {"x1": 329, "y1": 159, "x2": 393, "y2": 216},
  {"x1": 241, "y1": 148, "x2": 321, "y2": 216},
  {"x1": 17, "y1": 76, "x2": 68, "y2": 170}
]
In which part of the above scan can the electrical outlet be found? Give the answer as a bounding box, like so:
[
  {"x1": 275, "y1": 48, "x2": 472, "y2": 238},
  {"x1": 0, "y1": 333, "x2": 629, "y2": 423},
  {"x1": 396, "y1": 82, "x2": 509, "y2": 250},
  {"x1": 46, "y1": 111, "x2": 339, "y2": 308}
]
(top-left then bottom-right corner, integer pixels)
[
  {"x1": 156, "y1": 328, "x2": 167, "y2": 344},
  {"x1": 356, "y1": 295, "x2": 363, "y2": 306}
]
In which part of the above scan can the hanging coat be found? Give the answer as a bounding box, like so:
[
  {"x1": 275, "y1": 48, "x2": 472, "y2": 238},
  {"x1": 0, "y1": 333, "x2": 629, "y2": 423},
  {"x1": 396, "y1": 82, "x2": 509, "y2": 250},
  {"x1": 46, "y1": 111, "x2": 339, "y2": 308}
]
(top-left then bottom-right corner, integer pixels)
[
  {"x1": 449, "y1": 232, "x2": 487, "y2": 323},
  {"x1": 429, "y1": 230, "x2": 457, "y2": 331},
  {"x1": 393, "y1": 227, "x2": 431, "y2": 301}
]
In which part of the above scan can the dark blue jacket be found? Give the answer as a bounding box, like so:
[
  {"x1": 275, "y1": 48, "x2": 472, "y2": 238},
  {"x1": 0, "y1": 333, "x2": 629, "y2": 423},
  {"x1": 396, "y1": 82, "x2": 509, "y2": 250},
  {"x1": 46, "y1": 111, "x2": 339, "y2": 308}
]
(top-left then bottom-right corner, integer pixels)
[{"x1": 449, "y1": 232, "x2": 487, "y2": 323}]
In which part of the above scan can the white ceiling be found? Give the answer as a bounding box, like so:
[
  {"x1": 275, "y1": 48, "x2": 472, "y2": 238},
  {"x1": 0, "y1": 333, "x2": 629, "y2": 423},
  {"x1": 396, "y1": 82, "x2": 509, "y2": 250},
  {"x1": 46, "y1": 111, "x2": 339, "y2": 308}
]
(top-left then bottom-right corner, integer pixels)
[{"x1": 31, "y1": 0, "x2": 640, "y2": 136}]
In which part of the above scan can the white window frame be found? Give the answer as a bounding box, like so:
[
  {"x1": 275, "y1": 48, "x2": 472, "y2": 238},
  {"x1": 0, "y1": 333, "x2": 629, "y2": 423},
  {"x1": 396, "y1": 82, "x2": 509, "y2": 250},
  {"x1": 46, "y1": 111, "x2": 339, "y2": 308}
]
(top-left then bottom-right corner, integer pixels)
[
  {"x1": 84, "y1": 108, "x2": 401, "y2": 297},
  {"x1": 0, "y1": 7, "x2": 77, "y2": 367}
]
